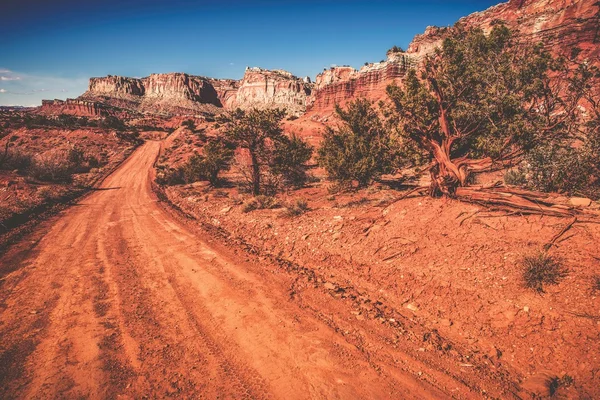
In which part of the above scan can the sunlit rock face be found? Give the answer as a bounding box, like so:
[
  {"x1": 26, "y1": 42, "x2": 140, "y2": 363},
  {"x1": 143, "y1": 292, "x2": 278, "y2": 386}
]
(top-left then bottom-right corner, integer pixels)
[
  {"x1": 306, "y1": 0, "x2": 600, "y2": 116},
  {"x1": 231, "y1": 67, "x2": 313, "y2": 116}
]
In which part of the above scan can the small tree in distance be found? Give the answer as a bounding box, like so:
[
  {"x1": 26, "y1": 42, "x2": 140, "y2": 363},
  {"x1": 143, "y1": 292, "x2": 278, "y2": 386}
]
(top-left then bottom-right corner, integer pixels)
[{"x1": 220, "y1": 108, "x2": 286, "y2": 195}]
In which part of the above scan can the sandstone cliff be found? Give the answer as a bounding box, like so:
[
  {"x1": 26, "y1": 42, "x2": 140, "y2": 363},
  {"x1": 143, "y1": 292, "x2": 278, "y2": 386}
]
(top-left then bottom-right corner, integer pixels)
[
  {"x1": 231, "y1": 67, "x2": 312, "y2": 116},
  {"x1": 306, "y1": 0, "x2": 600, "y2": 117},
  {"x1": 82, "y1": 73, "x2": 223, "y2": 115},
  {"x1": 79, "y1": 69, "x2": 312, "y2": 116},
  {"x1": 39, "y1": 99, "x2": 108, "y2": 117}
]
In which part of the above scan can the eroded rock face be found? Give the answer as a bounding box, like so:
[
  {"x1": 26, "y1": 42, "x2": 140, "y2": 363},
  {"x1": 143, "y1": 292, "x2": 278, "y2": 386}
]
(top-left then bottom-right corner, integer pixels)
[
  {"x1": 88, "y1": 76, "x2": 145, "y2": 98},
  {"x1": 308, "y1": 54, "x2": 416, "y2": 113},
  {"x1": 307, "y1": 0, "x2": 600, "y2": 116},
  {"x1": 80, "y1": 69, "x2": 312, "y2": 116},
  {"x1": 231, "y1": 67, "x2": 313, "y2": 116},
  {"x1": 82, "y1": 73, "x2": 223, "y2": 115},
  {"x1": 39, "y1": 99, "x2": 107, "y2": 117}
]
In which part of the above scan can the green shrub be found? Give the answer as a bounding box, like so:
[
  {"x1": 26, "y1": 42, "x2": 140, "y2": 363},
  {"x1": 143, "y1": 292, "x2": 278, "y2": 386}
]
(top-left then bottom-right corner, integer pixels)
[
  {"x1": 317, "y1": 99, "x2": 395, "y2": 188},
  {"x1": 180, "y1": 140, "x2": 234, "y2": 186},
  {"x1": 0, "y1": 147, "x2": 33, "y2": 172},
  {"x1": 271, "y1": 134, "x2": 313, "y2": 189},
  {"x1": 29, "y1": 150, "x2": 75, "y2": 182},
  {"x1": 522, "y1": 251, "x2": 567, "y2": 293}
]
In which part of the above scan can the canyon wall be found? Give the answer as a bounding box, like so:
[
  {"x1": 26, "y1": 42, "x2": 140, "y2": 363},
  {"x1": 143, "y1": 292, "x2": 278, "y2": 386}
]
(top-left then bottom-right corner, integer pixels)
[
  {"x1": 307, "y1": 53, "x2": 417, "y2": 113},
  {"x1": 306, "y1": 0, "x2": 599, "y2": 117},
  {"x1": 232, "y1": 67, "x2": 312, "y2": 116},
  {"x1": 46, "y1": 0, "x2": 598, "y2": 119},
  {"x1": 80, "y1": 69, "x2": 312, "y2": 116},
  {"x1": 39, "y1": 99, "x2": 108, "y2": 117}
]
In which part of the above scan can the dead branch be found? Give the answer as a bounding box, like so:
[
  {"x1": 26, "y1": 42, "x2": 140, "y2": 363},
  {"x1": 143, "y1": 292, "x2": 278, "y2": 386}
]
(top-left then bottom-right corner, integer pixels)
[{"x1": 544, "y1": 217, "x2": 577, "y2": 251}]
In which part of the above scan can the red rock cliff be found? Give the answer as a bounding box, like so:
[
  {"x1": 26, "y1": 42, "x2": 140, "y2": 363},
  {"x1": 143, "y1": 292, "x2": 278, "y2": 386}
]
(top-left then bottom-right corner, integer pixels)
[
  {"x1": 307, "y1": 0, "x2": 600, "y2": 117},
  {"x1": 39, "y1": 99, "x2": 108, "y2": 117}
]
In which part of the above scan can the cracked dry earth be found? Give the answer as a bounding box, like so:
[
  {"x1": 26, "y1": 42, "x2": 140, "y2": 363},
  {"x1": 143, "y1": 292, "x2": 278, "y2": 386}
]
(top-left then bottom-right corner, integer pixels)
[{"x1": 2, "y1": 141, "x2": 524, "y2": 399}]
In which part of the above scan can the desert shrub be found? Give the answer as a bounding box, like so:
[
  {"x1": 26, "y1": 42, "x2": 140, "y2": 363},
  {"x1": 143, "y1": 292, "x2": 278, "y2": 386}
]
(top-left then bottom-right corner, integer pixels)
[
  {"x1": 241, "y1": 195, "x2": 280, "y2": 213},
  {"x1": 505, "y1": 134, "x2": 600, "y2": 199},
  {"x1": 156, "y1": 166, "x2": 184, "y2": 185},
  {"x1": 182, "y1": 119, "x2": 195, "y2": 130},
  {"x1": 271, "y1": 134, "x2": 313, "y2": 189},
  {"x1": 521, "y1": 251, "x2": 567, "y2": 293},
  {"x1": 180, "y1": 140, "x2": 234, "y2": 186},
  {"x1": 318, "y1": 99, "x2": 395, "y2": 188},
  {"x1": 504, "y1": 167, "x2": 528, "y2": 187},
  {"x1": 282, "y1": 198, "x2": 309, "y2": 217},
  {"x1": 0, "y1": 147, "x2": 33, "y2": 172},
  {"x1": 592, "y1": 275, "x2": 600, "y2": 292},
  {"x1": 29, "y1": 150, "x2": 76, "y2": 182},
  {"x1": 99, "y1": 116, "x2": 126, "y2": 131}
]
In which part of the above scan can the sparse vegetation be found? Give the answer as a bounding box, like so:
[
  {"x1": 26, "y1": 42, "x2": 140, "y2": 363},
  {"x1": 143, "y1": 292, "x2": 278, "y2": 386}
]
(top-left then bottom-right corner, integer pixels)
[
  {"x1": 241, "y1": 195, "x2": 281, "y2": 213},
  {"x1": 180, "y1": 139, "x2": 235, "y2": 186},
  {"x1": 318, "y1": 99, "x2": 395, "y2": 189},
  {"x1": 282, "y1": 198, "x2": 309, "y2": 217},
  {"x1": 521, "y1": 251, "x2": 567, "y2": 293}
]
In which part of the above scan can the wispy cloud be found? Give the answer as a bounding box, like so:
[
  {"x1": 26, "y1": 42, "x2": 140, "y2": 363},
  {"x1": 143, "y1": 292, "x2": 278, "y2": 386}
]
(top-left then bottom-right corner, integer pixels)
[{"x1": 0, "y1": 68, "x2": 88, "y2": 106}]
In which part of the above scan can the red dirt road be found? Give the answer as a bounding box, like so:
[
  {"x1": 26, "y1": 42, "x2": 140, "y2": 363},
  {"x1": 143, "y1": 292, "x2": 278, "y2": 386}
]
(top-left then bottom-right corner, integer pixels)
[{"x1": 0, "y1": 141, "x2": 464, "y2": 399}]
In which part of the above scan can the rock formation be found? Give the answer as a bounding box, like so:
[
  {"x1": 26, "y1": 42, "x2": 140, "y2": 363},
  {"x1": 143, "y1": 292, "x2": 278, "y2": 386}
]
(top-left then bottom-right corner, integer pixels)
[
  {"x1": 79, "y1": 69, "x2": 313, "y2": 116},
  {"x1": 232, "y1": 67, "x2": 312, "y2": 116},
  {"x1": 307, "y1": 53, "x2": 416, "y2": 113},
  {"x1": 40, "y1": 0, "x2": 598, "y2": 119},
  {"x1": 306, "y1": 0, "x2": 600, "y2": 116},
  {"x1": 39, "y1": 99, "x2": 108, "y2": 117}
]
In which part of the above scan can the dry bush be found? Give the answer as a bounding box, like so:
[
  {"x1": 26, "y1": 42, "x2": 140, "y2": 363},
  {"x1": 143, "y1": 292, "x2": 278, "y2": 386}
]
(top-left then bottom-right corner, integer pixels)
[
  {"x1": 241, "y1": 195, "x2": 281, "y2": 213},
  {"x1": 521, "y1": 251, "x2": 567, "y2": 293},
  {"x1": 281, "y1": 198, "x2": 309, "y2": 217}
]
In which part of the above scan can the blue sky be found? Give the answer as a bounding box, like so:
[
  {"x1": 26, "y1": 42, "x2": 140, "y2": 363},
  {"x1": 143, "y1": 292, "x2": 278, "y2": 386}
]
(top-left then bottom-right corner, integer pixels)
[{"x1": 0, "y1": 0, "x2": 500, "y2": 106}]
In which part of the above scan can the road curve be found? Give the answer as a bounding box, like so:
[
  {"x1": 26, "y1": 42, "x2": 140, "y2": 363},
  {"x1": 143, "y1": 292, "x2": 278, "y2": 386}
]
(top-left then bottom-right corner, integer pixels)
[{"x1": 0, "y1": 141, "x2": 447, "y2": 399}]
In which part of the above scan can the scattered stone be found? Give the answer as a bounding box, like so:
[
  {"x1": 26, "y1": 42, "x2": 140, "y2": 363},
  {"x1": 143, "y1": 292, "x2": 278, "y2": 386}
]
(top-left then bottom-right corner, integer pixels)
[
  {"x1": 323, "y1": 282, "x2": 336, "y2": 290},
  {"x1": 569, "y1": 197, "x2": 592, "y2": 207},
  {"x1": 405, "y1": 303, "x2": 418, "y2": 312}
]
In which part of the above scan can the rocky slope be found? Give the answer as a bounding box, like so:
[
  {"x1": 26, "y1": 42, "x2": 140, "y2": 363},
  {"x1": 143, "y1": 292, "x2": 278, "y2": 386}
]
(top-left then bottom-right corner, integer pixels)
[{"x1": 306, "y1": 0, "x2": 600, "y2": 117}]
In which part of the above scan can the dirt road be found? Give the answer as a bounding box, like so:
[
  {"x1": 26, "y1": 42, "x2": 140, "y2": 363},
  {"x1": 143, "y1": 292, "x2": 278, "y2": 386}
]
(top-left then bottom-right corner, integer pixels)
[{"x1": 0, "y1": 142, "x2": 480, "y2": 399}]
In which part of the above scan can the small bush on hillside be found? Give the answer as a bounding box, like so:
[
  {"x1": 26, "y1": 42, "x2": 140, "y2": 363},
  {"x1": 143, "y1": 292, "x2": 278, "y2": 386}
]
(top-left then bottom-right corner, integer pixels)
[
  {"x1": 180, "y1": 140, "x2": 234, "y2": 186},
  {"x1": 156, "y1": 167, "x2": 184, "y2": 185},
  {"x1": 282, "y1": 198, "x2": 309, "y2": 217},
  {"x1": 522, "y1": 251, "x2": 567, "y2": 293},
  {"x1": 29, "y1": 150, "x2": 76, "y2": 182},
  {"x1": 0, "y1": 147, "x2": 33, "y2": 172},
  {"x1": 592, "y1": 275, "x2": 600, "y2": 292},
  {"x1": 241, "y1": 195, "x2": 281, "y2": 213}
]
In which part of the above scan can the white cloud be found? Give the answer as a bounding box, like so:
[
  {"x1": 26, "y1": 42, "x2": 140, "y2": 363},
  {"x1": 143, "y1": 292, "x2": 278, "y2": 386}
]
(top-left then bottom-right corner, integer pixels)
[{"x1": 0, "y1": 69, "x2": 88, "y2": 106}]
